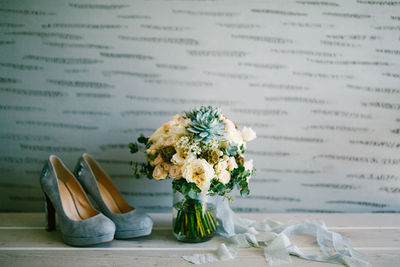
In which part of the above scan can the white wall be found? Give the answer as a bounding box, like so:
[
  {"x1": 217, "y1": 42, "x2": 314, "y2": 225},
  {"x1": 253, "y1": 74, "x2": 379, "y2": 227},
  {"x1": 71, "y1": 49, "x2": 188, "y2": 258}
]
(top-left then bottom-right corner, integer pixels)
[{"x1": 0, "y1": 0, "x2": 399, "y2": 213}]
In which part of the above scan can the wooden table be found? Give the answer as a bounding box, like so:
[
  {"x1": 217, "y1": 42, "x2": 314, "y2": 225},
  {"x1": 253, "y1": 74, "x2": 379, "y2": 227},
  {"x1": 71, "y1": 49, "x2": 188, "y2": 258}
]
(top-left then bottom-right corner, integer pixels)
[{"x1": 0, "y1": 213, "x2": 399, "y2": 266}]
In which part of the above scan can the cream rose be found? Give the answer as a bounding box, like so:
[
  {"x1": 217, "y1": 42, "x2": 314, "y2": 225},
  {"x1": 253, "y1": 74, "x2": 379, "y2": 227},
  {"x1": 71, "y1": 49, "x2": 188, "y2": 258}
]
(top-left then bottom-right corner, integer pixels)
[
  {"x1": 169, "y1": 124, "x2": 188, "y2": 137},
  {"x1": 227, "y1": 157, "x2": 238, "y2": 171},
  {"x1": 149, "y1": 125, "x2": 167, "y2": 143},
  {"x1": 166, "y1": 114, "x2": 181, "y2": 128},
  {"x1": 182, "y1": 159, "x2": 215, "y2": 192},
  {"x1": 161, "y1": 162, "x2": 173, "y2": 172},
  {"x1": 241, "y1": 127, "x2": 256, "y2": 142},
  {"x1": 215, "y1": 160, "x2": 228, "y2": 174},
  {"x1": 153, "y1": 154, "x2": 163, "y2": 165},
  {"x1": 153, "y1": 164, "x2": 167, "y2": 180},
  {"x1": 169, "y1": 165, "x2": 182, "y2": 179},
  {"x1": 146, "y1": 144, "x2": 157, "y2": 155},
  {"x1": 224, "y1": 119, "x2": 236, "y2": 132},
  {"x1": 165, "y1": 136, "x2": 178, "y2": 146},
  {"x1": 218, "y1": 170, "x2": 231, "y2": 184}
]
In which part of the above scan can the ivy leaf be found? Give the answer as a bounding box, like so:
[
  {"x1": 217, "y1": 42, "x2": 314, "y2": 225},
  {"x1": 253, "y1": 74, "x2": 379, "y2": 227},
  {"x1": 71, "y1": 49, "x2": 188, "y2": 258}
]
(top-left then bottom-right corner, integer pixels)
[
  {"x1": 129, "y1": 142, "x2": 139, "y2": 153},
  {"x1": 240, "y1": 188, "x2": 250, "y2": 197},
  {"x1": 138, "y1": 134, "x2": 149, "y2": 144}
]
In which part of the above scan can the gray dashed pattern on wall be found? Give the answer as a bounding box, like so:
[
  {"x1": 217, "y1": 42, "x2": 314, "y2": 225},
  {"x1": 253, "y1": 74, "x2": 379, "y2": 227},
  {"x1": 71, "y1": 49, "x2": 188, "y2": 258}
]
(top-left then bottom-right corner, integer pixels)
[{"x1": 0, "y1": 0, "x2": 399, "y2": 213}]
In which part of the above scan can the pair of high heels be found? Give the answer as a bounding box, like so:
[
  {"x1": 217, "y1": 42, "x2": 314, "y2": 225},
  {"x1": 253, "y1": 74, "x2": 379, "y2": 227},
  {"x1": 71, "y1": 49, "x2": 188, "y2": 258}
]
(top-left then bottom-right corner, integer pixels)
[{"x1": 40, "y1": 153, "x2": 153, "y2": 246}]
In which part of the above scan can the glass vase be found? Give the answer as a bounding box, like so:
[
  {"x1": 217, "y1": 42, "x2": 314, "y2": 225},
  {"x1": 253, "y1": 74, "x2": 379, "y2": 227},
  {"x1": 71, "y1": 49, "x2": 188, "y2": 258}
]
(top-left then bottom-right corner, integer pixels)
[{"x1": 172, "y1": 190, "x2": 217, "y2": 242}]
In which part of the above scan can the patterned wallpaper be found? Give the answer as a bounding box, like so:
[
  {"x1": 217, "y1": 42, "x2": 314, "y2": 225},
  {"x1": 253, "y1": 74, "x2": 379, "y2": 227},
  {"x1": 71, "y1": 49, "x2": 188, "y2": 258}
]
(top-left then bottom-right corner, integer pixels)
[{"x1": 0, "y1": 0, "x2": 399, "y2": 213}]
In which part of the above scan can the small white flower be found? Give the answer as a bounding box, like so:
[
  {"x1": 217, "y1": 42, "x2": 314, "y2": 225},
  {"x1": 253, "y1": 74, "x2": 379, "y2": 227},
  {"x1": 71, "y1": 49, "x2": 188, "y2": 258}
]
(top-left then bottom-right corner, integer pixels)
[
  {"x1": 189, "y1": 143, "x2": 201, "y2": 155},
  {"x1": 205, "y1": 139, "x2": 219, "y2": 150},
  {"x1": 177, "y1": 136, "x2": 190, "y2": 149}
]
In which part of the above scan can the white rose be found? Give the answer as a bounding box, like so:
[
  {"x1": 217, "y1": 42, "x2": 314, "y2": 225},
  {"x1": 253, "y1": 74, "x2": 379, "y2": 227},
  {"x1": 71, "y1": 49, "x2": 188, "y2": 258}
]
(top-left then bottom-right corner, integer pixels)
[
  {"x1": 182, "y1": 159, "x2": 215, "y2": 192},
  {"x1": 241, "y1": 127, "x2": 256, "y2": 142},
  {"x1": 218, "y1": 170, "x2": 231, "y2": 184},
  {"x1": 225, "y1": 129, "x2": 243, "y2": 146}
]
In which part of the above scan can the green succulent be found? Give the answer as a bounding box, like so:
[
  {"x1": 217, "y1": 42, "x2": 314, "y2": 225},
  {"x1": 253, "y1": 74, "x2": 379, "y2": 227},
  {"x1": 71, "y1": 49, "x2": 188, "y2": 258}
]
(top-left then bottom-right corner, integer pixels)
[{"x1": 185, "y1": 106, "x2": 226, "y2": 143}]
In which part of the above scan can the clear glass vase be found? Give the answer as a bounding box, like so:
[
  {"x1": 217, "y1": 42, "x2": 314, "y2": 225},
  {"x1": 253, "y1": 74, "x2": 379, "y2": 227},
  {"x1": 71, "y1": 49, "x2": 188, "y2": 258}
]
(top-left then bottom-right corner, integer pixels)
[{"x1": 172, "y1": 190, "x2": 217, "y2": 242}]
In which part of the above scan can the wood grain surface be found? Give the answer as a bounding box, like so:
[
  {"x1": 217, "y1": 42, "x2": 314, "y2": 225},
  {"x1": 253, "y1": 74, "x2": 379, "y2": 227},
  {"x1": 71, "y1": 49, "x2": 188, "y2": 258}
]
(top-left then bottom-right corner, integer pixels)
[{"x1": 0, "y1": 213, "x2": 399, "y2": 266}]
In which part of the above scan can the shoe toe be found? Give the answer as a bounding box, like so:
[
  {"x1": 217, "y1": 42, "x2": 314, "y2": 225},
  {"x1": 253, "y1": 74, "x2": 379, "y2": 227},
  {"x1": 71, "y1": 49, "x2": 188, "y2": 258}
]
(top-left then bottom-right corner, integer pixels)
[
  {"x1": 98, "y1": 214, "x2": 116, "y2": 236},
  {"x1": 113, "y1": 210, "x2": 153, "y2": 239},
  {"x1": 139, "y1": 213, "x2": 153, "y2": 231},
  {"x1": 61, "y1": 214, "x2": 115, "y2": 246}
]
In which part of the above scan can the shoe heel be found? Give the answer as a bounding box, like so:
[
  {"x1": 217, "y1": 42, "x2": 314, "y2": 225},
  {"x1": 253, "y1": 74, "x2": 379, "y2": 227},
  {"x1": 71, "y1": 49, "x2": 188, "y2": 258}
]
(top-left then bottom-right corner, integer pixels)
[{"x1": 44, "y1": 194, "x2": 56, "y2": 231}]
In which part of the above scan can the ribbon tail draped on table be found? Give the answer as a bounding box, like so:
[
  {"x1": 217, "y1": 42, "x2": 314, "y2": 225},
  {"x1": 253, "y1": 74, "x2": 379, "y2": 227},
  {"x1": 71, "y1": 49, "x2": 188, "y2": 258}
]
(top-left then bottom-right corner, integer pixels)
[{"x1": 182, "y1": 198, "x2": 371, "y2": 267}]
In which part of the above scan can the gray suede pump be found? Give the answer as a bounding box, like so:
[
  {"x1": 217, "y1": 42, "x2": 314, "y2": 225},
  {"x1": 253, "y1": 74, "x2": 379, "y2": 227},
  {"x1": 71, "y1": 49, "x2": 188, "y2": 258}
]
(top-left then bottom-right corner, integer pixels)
[
  {"x1": 40, "y1": 155, "x2": 116, "y2": 246},
  {"x1": 74, "y1": 153, "x2": 153, "y2": 239}
]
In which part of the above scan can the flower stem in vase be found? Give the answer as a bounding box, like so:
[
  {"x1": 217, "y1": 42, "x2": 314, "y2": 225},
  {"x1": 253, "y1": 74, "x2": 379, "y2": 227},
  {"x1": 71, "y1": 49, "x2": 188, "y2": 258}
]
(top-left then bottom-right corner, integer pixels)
[{"x1": 173, "y1": 197, "x2": 216, "y2": 242}]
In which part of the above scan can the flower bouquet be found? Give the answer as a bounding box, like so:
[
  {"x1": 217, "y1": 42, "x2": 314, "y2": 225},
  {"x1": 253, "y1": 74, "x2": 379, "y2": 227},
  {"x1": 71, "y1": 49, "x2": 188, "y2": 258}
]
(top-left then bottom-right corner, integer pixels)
[{"x1": 129, "y1": 106, "x2": 256, "y2": 242}]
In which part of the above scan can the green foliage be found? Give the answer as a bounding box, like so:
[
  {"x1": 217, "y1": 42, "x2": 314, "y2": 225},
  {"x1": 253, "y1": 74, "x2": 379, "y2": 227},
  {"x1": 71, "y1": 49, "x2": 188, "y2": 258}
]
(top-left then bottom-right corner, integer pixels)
[
  {"x1": 239, "y1": 144, "x2": 245, "y2": 154},
  {"x1": 129, "y1": 134, "x2": 151, "y2": 154},
  {"x1": 130, "y1": 134, "x2": 154, "y2": 179},
  {"x1": 131, "y1": 161, "x2": 154, "y2": 179},
  {"x1": 128, "y1": 142, "x2": 139, "y2": 154},
  {"x1": 209, "y1": 165, "x2": 255, "y2": 198},
  {"x1": 137, "y1": 134, "x2": 150, "y2": 147},
  {"x1": 185, "y1": 106, "x2": 226, "y2": 143},
  {"x1": 172, "y1": 178, "x2": 202, "y2": 199}
]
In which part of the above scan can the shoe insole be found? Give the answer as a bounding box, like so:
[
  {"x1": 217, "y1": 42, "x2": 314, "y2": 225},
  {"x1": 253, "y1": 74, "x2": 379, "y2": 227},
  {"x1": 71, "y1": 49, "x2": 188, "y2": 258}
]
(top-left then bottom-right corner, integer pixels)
[
  {"x1": 84, "y1": 155, "x2": 134, "y2": 214},
  {"x1": 59, "y1": 181, "x2": 84, "y2": 221},
  {"x1": 59, "y1": 177, "x2": 98, "y2": 221},
  {"x1": 98, "y1": 181, "x2": 124, "y2": 214},
  {"x1": 51, "y1": 155, "x2": 98, "y2": 221}
]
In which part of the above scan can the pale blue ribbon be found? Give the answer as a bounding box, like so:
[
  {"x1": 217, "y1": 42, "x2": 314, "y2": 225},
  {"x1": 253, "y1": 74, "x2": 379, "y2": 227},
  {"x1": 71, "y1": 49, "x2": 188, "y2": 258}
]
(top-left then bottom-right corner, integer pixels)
[{"x1": 183, "y1": 198, "x2": 371, "y2": 267}]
